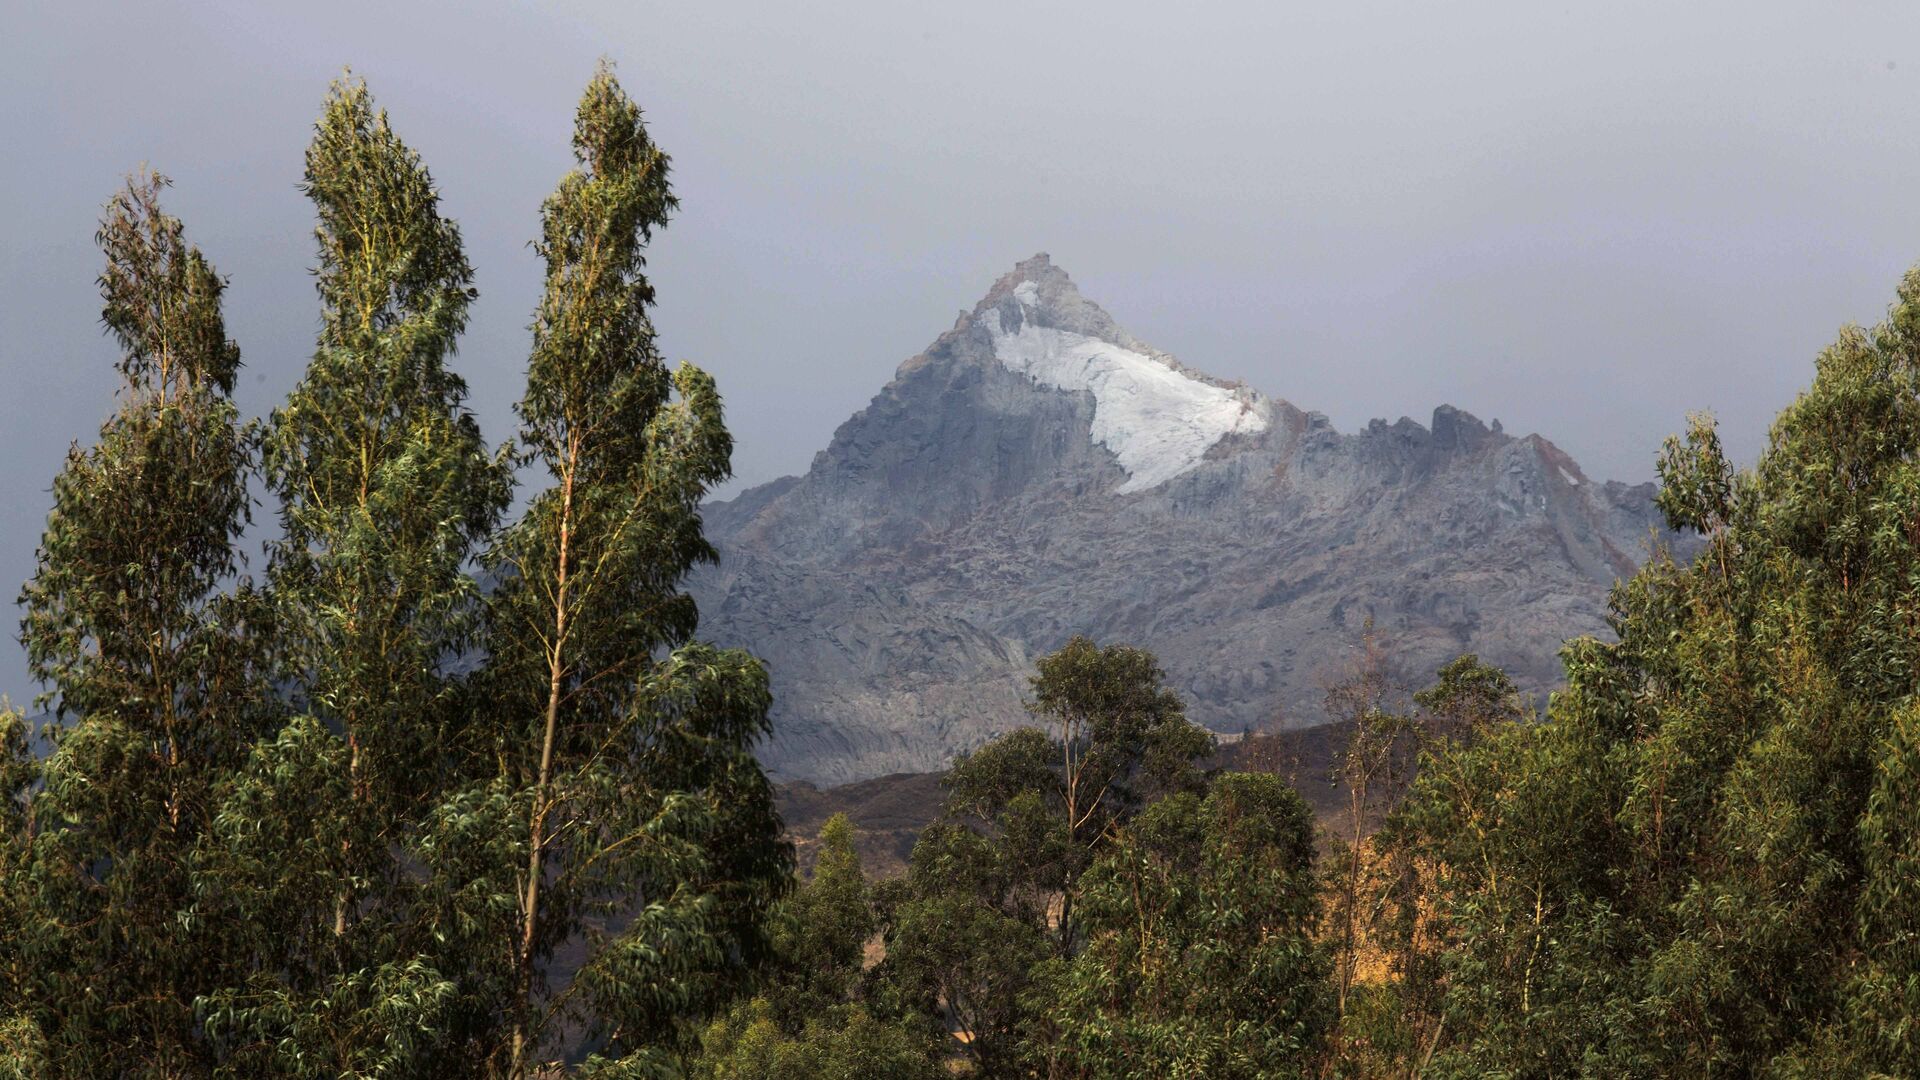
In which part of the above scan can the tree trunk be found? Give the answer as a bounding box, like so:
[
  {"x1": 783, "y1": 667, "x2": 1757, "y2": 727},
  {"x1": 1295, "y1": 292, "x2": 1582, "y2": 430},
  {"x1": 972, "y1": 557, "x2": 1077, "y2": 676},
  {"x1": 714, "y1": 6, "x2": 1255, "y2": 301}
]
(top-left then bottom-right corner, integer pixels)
[{"x1": 511, "y1": 450, "x2": 576, "y2": 1078}]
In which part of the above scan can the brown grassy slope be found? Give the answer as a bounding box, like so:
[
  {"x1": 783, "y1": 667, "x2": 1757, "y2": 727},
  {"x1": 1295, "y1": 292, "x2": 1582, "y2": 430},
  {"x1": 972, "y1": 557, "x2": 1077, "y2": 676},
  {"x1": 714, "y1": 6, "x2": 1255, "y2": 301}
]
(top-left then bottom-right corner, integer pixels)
[{"x1": 775, "y1": 770, "x2": 948, "y2": 878}]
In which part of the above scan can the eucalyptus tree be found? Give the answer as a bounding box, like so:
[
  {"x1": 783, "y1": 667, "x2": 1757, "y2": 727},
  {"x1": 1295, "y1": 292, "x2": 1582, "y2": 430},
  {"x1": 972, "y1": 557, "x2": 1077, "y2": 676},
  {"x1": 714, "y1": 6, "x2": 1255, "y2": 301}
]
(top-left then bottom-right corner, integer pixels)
[
  {"x1": 763, "y1": 814, "x2": 875, "y2": 1028},
  {"x1": 1348, "y1": 654, "x2": 1530, "y2": 1073},
  {"x1": 1319, "y1": 620, "x2": 1416, "y2": 1022},
  {"x1": 686, "y1": 815, "x2": 944, "y2": 1080},
  {"x1": 1031, "y1": 772, "x2": 1331, "y2": 1080},
  {"x1": 879, "y1": 637, "x2": 1209, "y2": 1075},
  {"x1": 10, "y1": 172, "x2": 270, "y2": 1077},
  {"x1": 473, "y1": 64, "x2": 786, "y2": 1076},
  {"x1": 199, "y1": 77, "x2": 509, "y2": 1075},
  {"x1": 259, "y1": 70, "x2": 508, "y2": 838},
  {"x1": 1015, "y1": 636, "x2": 1209, "y2": 951},
  {"x1": 1396, "y1": 267, "x2": 1920, "y2": 1076}
]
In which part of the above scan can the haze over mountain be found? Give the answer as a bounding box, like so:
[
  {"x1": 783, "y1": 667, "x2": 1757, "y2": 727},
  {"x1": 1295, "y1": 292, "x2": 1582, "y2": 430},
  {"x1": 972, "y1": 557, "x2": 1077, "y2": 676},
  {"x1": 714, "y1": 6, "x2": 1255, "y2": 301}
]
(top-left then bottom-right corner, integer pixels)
[{"x1": 692, "y1": 256, "x2": 1682, "y2": 785}]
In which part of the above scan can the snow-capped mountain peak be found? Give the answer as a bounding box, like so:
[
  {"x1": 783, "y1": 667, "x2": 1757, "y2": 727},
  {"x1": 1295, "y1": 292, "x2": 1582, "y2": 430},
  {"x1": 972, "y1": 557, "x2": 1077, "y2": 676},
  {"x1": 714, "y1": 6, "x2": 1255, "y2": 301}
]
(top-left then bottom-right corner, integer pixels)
[{"x1": 987, "y1": 277, "x2": 1267, "y2": 493}]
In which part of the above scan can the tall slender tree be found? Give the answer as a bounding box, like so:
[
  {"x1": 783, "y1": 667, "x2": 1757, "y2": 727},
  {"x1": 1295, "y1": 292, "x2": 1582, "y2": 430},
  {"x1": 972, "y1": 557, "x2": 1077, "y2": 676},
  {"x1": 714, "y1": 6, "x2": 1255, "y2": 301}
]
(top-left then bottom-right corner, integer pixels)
[
  {"x1": 1320, "y1": 620, "x2": 1416, "y2": 1024},
  {"x1": 474, "y1": 63, "x2": 787, "y2": 1076},
  {"x1": 260, "y1": 71, "x2": 508, "y2": 828},
  {"x1": 11, "y1": 172, "x2": 269, "y2": 1077},
  {"x1": 199, "y1": 76, "x2": 509, "y2": 1075}
]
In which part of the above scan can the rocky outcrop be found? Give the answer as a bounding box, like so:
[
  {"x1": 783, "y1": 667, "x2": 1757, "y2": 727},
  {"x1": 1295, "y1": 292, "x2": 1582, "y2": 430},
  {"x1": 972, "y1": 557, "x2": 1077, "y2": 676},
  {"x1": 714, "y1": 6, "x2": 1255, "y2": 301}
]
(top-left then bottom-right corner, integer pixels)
[{"x1": 693, "y1": 255, "x2": 1681, "y2": 785}]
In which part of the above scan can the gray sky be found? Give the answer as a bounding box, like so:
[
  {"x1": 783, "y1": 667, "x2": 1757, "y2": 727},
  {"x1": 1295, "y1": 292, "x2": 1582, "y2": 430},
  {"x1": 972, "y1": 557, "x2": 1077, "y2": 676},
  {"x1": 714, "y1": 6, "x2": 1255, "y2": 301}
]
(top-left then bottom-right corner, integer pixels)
[{"x1": 5, "y1": 0, "x2": 1920, "y2": 700}]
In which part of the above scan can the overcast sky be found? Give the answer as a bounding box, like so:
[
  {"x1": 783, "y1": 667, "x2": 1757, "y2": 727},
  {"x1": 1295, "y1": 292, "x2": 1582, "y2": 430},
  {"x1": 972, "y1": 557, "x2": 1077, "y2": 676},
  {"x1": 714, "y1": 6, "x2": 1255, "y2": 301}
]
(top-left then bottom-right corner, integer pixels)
[{"x1": 5, "y1": 0, "x2": 1920, "y2": 698}]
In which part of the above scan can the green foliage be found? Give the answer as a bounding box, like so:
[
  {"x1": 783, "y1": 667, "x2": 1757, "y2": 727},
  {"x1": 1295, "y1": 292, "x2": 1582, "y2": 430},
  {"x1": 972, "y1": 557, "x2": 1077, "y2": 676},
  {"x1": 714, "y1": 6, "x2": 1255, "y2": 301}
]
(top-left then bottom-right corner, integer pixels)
[
  {"x1": 0, "y1": 1013, "x2": 47, "y2": 1080},
  {"x1": 1026, "y1": 635, "x2": 1212, "y2": 822},
  {"x1": 10, "y1": 172, "x2": 272, "y2": 1077},
  {"x1": 0, "y1": 705, "x2": 32, "y2": 846},
  {"x1": 1655, "y1": 410, "x2": 1736, "y2": 535},
  {"x1": 1325, "y1": 653, "x2": 1532, "y2": 1072},
  {"x1": 882, "y1": 884, "x2": 1050, "y2": 1076},
  {"x1": 1, "y1": 66, "x2": 783, "y2": 1080},
  {"x1": 199, "y1": 959, "x2": 459, "y2": 1079},
  {"x1": 876, "y1": 637, "x2": 1215, "y2": 1075},
  {"x1": 0, "y1": 707, "x2": 36, "y2": 1060},
  {"x1": 555, "y1": 645, "x2": 785, "y2": 1063},
  {"x1": 1319, "y1": 621, "x2": 1418, "y2": 1025},
  {"x1": 1022, "y1": 637, "x2": 1208, "y2": 944},
  {"x1": 1391, "y1": 697, "x2": 1640, "y2": 1076},
  {"x1": 193, "y1": 74, "x2": 514, "y2": 1075},
  {"x1": 261, "y1": 72, "x2": 509, "y2": 798},
  {"x1": 762, "y1": 814, "x2": 874, "y2": 1027},
  {"x1": 690, "y1": 999, "x2": 943, "y2": 1080},
  {"x1": 1032, "y1": 773, "x2": 1331, "y2": 1080},
  {"x1": 1394, "y1": 266, "x2": 1920, "y2": 1076},
  {"x1": 685, "y1": 818, "x2": 945, "y2": 1078},
  {"x1": 472, "y1": 62, "x2": 788, "y2": 1073},
  {"x1": 1414, "y1": 652, "x2": 1529, "y2": 740}
]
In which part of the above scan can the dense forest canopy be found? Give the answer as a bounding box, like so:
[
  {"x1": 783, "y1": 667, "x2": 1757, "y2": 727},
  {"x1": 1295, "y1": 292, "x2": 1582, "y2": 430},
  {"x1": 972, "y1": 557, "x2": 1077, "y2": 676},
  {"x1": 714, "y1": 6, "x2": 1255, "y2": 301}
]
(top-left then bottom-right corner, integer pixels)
[{"x1": 5, "y1": 61, "x2": 1920, "y2": 1080}]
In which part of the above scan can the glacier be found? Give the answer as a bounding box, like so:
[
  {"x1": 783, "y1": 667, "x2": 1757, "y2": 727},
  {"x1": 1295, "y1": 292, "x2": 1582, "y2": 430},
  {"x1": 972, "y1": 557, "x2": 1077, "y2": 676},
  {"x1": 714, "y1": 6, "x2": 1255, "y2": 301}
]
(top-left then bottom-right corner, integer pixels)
[{"x1": 988, "y1": 281, "x2": 1267, "y2": 493}]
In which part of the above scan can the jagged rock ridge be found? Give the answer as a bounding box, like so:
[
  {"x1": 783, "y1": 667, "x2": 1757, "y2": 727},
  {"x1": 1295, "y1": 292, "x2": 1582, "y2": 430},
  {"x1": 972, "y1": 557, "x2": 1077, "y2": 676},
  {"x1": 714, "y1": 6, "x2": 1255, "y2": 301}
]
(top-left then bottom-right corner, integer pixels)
[{"x1": 692, "y1": 255, "x2": 1676, "y2": 785}]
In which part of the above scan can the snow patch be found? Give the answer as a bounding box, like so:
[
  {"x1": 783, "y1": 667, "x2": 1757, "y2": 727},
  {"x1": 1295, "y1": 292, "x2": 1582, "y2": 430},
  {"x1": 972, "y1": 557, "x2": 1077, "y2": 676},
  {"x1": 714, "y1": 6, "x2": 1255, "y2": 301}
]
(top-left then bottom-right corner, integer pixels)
[
  {"x1": 1558, "y1": 465, "x2": 1580, "y2": 486},
  {"x1": 987, "y1": 290, "x2": 1266, "y2": 493}
]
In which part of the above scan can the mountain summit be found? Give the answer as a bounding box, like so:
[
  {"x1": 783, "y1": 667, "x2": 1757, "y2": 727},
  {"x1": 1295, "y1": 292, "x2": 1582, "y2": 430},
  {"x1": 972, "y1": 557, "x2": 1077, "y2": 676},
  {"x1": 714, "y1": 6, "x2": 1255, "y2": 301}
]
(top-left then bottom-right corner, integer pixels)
[
  {"x1": 694, "y1": 256, "x2": 1678, "y2": 785},
  {"x1": 977, "y1": 255, "x2": 1267, "y2": 492}
]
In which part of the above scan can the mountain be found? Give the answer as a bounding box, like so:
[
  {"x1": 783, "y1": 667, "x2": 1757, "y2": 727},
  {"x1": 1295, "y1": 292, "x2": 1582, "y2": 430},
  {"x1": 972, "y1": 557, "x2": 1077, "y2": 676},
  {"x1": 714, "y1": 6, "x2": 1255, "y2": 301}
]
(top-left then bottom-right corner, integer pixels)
[{"x1": 692, "y1": 254, "x2": 1679, "y2": 786}]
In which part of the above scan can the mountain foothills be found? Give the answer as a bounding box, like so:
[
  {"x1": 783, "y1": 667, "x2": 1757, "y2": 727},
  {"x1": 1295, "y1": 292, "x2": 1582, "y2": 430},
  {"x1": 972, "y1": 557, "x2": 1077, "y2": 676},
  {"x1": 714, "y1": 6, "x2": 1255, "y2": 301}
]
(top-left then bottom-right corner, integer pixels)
[
  {"x1": 9, "y1": 60, "x2": 1920, "y2": 1080},
  {"x1": 694, "y1": 254, "x2": 1680, "y2": 784}
]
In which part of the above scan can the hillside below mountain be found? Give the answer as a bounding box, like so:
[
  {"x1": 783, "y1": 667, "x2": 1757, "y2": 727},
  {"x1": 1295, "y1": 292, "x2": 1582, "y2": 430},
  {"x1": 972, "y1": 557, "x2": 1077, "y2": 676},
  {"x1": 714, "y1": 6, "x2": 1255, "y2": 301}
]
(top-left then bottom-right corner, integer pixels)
[
  {"x1": 693, "y1": 255, "x2": 1681, "y2": 785},
  {"x1": 774, "y1": 726, "x2": 1356, "y2": 880}
]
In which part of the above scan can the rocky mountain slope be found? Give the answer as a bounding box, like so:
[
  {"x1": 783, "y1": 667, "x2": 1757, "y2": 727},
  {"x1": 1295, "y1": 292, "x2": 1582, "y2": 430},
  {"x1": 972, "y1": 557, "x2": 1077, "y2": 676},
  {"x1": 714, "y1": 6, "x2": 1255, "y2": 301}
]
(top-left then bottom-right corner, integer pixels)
[{"x1": 693, "y1": 255, "x2": 1679, "y2": 785}]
